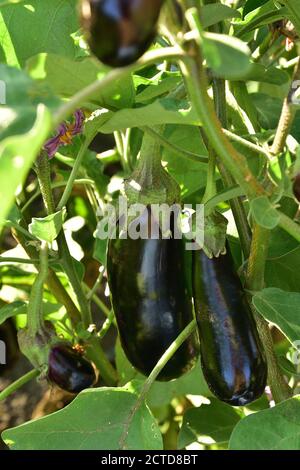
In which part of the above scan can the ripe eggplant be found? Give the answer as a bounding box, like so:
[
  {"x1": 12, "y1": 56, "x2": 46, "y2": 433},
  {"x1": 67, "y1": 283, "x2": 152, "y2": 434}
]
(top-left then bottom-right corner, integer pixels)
[
  {"x1": 193, "y1": 248, "x2": 267, "y2": 406},
  {"x1": 48, "y1": 344, "x2": 96, "y2": 393},
  {"x1": 80, "y1": 0, "x2": 164, "y2": 67},
  {"x1": 107, "y1": 207, "x2": 199, "y2": 380}
]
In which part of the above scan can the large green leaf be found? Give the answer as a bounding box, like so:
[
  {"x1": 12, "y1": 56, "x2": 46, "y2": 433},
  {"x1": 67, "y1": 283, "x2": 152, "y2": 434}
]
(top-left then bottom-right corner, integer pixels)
[
  {"x1": 265, "y1": 245, "x2": 300, "y2": 293},
  {"x1": 201, "y1": 32, "x2": 252, "y2": 80},
  {"x1": 250, "y1": 196, "x2": 280, "y2": 229},
  {"x1": 162, "y1": 125, "x2": 208, "y2": 199},
  {"x1": 0, "y1": 0, "x2": 79, "y2": 67},
  {"x1": 253, "y1": 287, "x2": 300, "y2": 344},
  {"x1": 0, "y1": 301, "x2": 26, "y2": 326},
  {"x1": 115, "y1": 340, "x2": 211, "y2": 408},
  {"x1": 100, "y1": 98, "x2": 201, "y2": 133},
  {"x1": 2, "y1": 387, "x2": 163, "y2": 450},
  {"x1": 29, "y1": 54, "x2": 135, "y2": 109},
  {"x1": 0, "y1": 104, "x2": 52, "y2": 234},
  {"x1": 229, "y1": 396, "x2": 300, "y2": 450},
  {"x1": 178, "y1": 398, "x2": 241, "y2": 449},
  {"x1": 200, "y1": 3, "x2": 241, "y2": 29}
]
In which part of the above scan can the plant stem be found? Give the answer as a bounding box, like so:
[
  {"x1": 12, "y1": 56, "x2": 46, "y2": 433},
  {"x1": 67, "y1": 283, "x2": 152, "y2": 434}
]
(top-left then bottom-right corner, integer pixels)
[
  {"x1": 271, "y1": 58, "x2": 300, "y2": 155},
  {"x1": 21, "y1": 179, "x2": 94, "y2": 214},
  {"x1": 98, "y1": 310, "x2": 115, "y2": 340},
  {"x1": 212, "y1": 77, "x2": 252, "y2": 258},
  {"x1": 143, "y1": 126, "x2": 208, "y2": 164},
  {"x1": 57, "y1": 137, "x2": 93, "y2": 211},
  {"x1": 53, "y1": 48, "x2": 185, "y2": 126},
  {"x1": 35, "y1": 152, "x2": 117, "y2": 385},
  {"x1": 246, "y1": 224, "x2": 292, "y2": 402},
  {"x1": 119, "y1": 319, "x2": 197, "y2": 449},
  {"x1": 83, "y1": 283, "x2": 112, "y2": 319},
  {"x1": 27, "y1": 242, "x2": 48, "y2": 335},
  {"x1": 180, "y1": 52, "x2": 264, "y2": 199},
  {"x1": 278, "y1": 211, "x2": 300, "y2": 242},
  {"x1": 223, "y1": 129, "x2": 272, "y2": 159},
  {"x1": 11, "y1": 224, "x2": 81, "y2": 325},
  {"x1": 0, "y1": 257, "x2": 40, "y2": 264},
  {"x1": 0, "y1": 369, "x2": 39, "y2": 402}
]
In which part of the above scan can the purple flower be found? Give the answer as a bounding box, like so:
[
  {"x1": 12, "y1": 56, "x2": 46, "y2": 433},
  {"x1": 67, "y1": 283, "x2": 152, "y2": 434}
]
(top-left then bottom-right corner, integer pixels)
[{"x1": 43, "y1": 110, "x2": 85, "y2": 158}]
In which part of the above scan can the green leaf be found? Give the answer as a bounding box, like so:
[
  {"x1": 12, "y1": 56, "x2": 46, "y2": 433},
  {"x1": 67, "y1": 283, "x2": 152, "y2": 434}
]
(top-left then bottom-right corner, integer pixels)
[
  {"x1": 234, "y1": 1, "x2": 288, "y2": 38},
  {"x1": 0, "y1": 104, "x2": 52, "y2": 235},
  {"x1": 0, "y1": 0, "x2": 79, "y2": 67},
  {"x1": 100, "y1": 98, "x2": 201, "y2": 133},
  {"x1": 115, "y1": 340, "x2": 211, "y2": 408},
  {"x1": 178, "y1": 398, "x2": 241, "y2": 449},
  {"x1": 240, "y1": 63, "x2": 289, "y2": 85},
  {"x1": 29, "y1": 209, "x2": 66, "y2": 243},
  {"x1": 265, "y1": 245, "x2": 300, "y2": 293},
  {"x1": 250, "y1": 196, "x2": 280, "y2": 229},
  {"x1": 243, "y1": 0, "x2": 269, "y2": 18},
  {"x1": 229, "y1": 396, "x2": 300, "y2": 450},
  {"x1": 201, "y1": 32, "x2": 252, "y2": 80},
  {"x1": 200, "y1": 4, "x2": 241, "y2": 29},
  {"x1": 0, "y1": 301, "x2": 26, "y2": 326},
  {"x1": 135, "y1": 72, "x2": 181, "y2": 104},
  {"x1": 253, "y1": 287, "x2": 300, "y2": 344},
  {"x1": 93, "y1": 238, "x2": 108, "y2": 267},
  {"x1": 2, "y1": 387, "x2": 163, "y2": 450},
  {"x1": 162, "y1": 125, "x2": 208, "y2": 198},
  {"x1": 30, "y1": 54, "x2": 135, "y2": 110}
]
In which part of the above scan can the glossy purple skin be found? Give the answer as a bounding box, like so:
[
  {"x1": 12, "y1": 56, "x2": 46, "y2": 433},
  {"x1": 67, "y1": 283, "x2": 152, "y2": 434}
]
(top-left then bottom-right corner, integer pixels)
[
  {"x1": 48, "y1": 345, "x2": 96, "y2": 393},
  {"x1": 81, "y1": 0, "x2": 164, "y2": 67},
  {"x1": 193, "y1": 248, "x2": 267, "y2": 406},
  {"x1": 107, "y1": 208, "x2": 199, "y2": 381}
]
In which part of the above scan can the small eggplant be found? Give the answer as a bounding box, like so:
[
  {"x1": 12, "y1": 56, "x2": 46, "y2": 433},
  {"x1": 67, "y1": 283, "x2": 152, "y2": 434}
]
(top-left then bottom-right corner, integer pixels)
[{"x1": 48, "y1": 344, "x2": 96, "y2": 393}]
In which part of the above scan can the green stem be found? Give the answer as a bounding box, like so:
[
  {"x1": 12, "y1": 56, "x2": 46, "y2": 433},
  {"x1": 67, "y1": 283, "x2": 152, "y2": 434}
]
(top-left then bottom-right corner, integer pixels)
[
  {"x1": 246, "y1": 224, "x2": 292, "y2": 402},
  {"x1": 21, "y1": 179, "x2": 94, "y2": 214},
  {"x1": 83, "y1": 283, "x2": 112, "y2": 319},
  {"x1": 6, "y1": 220, "x2": 38, "y2": 241},
  {"x1": 57, "y1": 137, "x2": 93, "y2": 211},
  {"x1": 0, "y1": 257, "x2": 40, "y2": 264},
  {"x1": 53, "y1": 48, "x2": 185, "y2": 127},
  {"x1": 212, "y1": 77, "x2": 252, "y2": 258},
  {"x1": 98, "y1": 310, "x2": 115, "y2": 340},
  {"x1": 119, "y1": 319, "x2": 197, "y2": 449},
  {"x1": 278, "y1": 211, "x2": 300, "y2": 242},
  {"x1": 85, "y1": 337, "x2": 117, "y2": 386},
  {"x1": 223, "y1": 129, "x2": 271, "y2": 159},
  {"x1": 143, "y1": 126, "x2": 208, "y2": 164},
  {"x1": 180, "y1": 53, "x2": 264, "y2": 199},
  {"x1": 0, "y1": 369, "x2": 39, "y2": 402},
  {"x1": 271, "y1": 58, "x2": 300, "y2": 156},
  {"x1": 27, "y1": 242, "x2": 48, "y2": 335},
  {"x1": 35, "y1": 151, "x2": 117, "y2": 385}
]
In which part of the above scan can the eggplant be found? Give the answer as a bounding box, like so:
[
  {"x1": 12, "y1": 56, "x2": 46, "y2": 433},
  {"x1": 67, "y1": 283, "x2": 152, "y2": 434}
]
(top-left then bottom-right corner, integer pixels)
[
  {"x1": 80, "y1": 0, "x2": 164, "y2": 67},
  {"x1": 193, "y1": 247, "x2": 267, "y2": 406},
  {"x1": 48, "y1": 344, "x2": 96, "y2": 393},
  {"x1": 107, "y1": 207, "x2": 199, "y2": 380}
]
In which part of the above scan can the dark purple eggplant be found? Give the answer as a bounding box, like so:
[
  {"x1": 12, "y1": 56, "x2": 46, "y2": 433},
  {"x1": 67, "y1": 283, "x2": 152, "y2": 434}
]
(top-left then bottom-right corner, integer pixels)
[
  {"x1": 193, "y1": 247, "x2": 267, "y2": 406},
  {"x1": 107, "y1": 207, "x2": 199, "y2": 380},
  {"x1": 80, "y1": 0, "x2": 164, "y2": 67},
  {"x1": 48, "y1": 344, "x2": 96, "y2": 393}
]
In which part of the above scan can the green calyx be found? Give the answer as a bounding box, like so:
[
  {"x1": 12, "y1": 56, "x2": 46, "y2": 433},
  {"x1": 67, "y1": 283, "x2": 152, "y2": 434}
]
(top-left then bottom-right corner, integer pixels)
[{"x1": 124, "y1": 127, "x2": 181, "y2": 206}]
